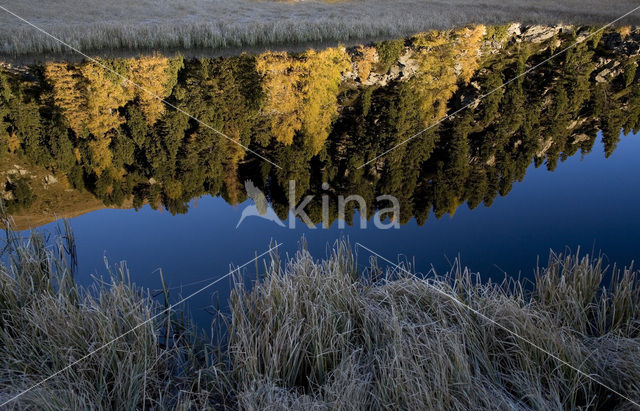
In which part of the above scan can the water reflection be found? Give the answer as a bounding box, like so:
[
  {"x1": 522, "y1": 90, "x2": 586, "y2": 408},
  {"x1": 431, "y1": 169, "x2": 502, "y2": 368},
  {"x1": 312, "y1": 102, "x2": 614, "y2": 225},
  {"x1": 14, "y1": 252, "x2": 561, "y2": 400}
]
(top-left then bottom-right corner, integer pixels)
[{"x1": 1, "y1": 24, "x2": 639, "y2": 228}]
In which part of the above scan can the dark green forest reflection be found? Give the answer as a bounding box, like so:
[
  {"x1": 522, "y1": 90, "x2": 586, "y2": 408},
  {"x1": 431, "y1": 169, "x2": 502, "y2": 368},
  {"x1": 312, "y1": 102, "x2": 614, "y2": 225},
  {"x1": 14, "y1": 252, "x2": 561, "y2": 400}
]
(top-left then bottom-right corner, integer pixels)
[{"x1": 1, "y1": 24, "x2": 640, "y2": 227}]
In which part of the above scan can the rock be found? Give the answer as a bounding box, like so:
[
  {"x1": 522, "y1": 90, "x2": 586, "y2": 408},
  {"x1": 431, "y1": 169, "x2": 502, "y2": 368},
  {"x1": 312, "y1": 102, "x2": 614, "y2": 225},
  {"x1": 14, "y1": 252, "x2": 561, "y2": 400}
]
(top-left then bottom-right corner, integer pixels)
[
  {"x1": 522, "y1": 25, "x2": 561, "y2": 43},
  {"x1": 572, "y1": 134, "x2": 591, "y2": 144},
  {"x1": 397, "y1": 51, "x2": 416, "y2": 66},
  {"x1": 575, "y1": 29, "x2": 592, "y2": 44},
  {"x1": 358, "y1": 48, "x2": 421, "y2": 87},
  {"x1": 454, "y1": 61, "x2": 463, "y2": 77},
  {"x1": 363, "y1": 72, "x2": 393, "y2": 87},
  {"x1": 483, "y1": 38, "x2": 505, "y2": 53},
  {"x1": 342, "y1": 69, "x2": 357, "y2": 82},
  {"x1": 2, "y1": 191, "x2": 14, "y2": 201},
  {"x1": 397, "y1": 51, "x2": 419, "y2": 78},
  {"x1": 595, "y1": 61, "x2": 622, "y2": 83},
  {"x1": 506, "y1": 23, "x2": 521, "y2": 37},
  {"x1": 11, "y1": 165, "x2": 28, "y2": 176},
  {"x1": 536, "y1": 138, "x2": 554, "y2": 157},
  {"x1": 149, "y1": 177, "x2": 157, "y2": 185},
  {"x1": 567, "y1": 118, "x2": 587, "y2": 130},
  {"x1": 44, "y1": 174, "x2": 58, "y2": 185}
]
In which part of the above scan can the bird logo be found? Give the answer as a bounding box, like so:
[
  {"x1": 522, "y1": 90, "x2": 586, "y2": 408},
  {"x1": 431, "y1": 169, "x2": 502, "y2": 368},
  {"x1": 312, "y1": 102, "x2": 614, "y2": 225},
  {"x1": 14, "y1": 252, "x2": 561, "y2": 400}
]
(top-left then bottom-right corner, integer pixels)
[{"x1": 236, "y1": 180, "x2": 286, "y2": 228}]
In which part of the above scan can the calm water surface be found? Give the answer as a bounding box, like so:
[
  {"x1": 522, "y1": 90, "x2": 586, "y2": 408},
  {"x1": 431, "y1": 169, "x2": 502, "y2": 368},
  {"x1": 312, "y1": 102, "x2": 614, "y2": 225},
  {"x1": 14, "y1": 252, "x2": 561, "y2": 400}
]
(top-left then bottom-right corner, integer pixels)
[
  {"x1": 27, "y1": 131, "x2": 638, "y2": 325},
  {"x1": 3, "y1": 25, "x2": 640, "y2": 324}
]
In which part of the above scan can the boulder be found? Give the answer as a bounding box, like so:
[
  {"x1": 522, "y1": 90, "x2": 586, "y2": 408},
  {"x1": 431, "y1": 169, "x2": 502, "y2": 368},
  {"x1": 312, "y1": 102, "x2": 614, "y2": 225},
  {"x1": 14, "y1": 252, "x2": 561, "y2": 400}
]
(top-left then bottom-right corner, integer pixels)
[
  {"x1": 595, "y1": 61, "x2": 622, "y2": 83},
  {"x1": 506, "y1": 23, "x2": 521, "y2": 37},
  {"x1": 2, "y1": 190, "x2": 14, "y2": 201},
  {"x1": 44, "y1": 174, "x2": 58, "y2": 185},
  {"x1": 572, "y1": 134, "x2": 591, "y2": 144},
  {"x1": 522, "y1": 25, "x2": 561, "y2": 43}
]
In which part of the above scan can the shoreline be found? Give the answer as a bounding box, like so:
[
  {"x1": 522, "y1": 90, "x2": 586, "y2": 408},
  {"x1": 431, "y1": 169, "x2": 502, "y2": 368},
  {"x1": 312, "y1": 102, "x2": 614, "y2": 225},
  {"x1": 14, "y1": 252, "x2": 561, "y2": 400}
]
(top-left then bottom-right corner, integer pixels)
[
  {"x1": 1, "y1": 0, "x2": 640, "y2": 59},
  {"x1": 0, "y1": 228, "x2": 638, "y2": 408}
]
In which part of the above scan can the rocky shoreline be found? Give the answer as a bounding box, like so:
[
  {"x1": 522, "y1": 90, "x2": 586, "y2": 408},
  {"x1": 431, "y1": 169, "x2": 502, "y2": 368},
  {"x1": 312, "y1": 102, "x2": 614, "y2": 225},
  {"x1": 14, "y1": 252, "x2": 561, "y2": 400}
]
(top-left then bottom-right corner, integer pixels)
[{"x1": 341, "y1": 24, "x2": 640, "y2": 87}]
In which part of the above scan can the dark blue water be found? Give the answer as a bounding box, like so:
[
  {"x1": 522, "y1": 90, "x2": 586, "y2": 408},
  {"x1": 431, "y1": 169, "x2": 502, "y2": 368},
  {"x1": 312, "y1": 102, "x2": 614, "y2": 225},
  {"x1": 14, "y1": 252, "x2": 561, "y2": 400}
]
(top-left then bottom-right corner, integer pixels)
[{"x1": 33, "y1": 132, "x2": 640, "y2": 326}]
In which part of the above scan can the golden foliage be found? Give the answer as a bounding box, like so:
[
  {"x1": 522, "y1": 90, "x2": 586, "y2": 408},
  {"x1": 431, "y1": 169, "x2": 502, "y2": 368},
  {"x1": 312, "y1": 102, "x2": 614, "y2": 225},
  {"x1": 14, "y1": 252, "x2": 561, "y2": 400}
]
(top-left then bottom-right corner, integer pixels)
[
  {"x1": 301, "y1": 48, "x2": 351, "y2": 154},
  {"x1": 7, "y1": 132, "x2": 20, "y2": 154},
  {"x1": 88, "y1": 136, "x2": 113, "y2": 176},
  {"x1": 256, "y1": 51, "x2": 304, "y2": 146},
  {"x1": 128, "y1": 55, "x2": 175, "y2": 125},
  {"x1": 618, "y1": 26, "x2": 632, "y2": 39},
  {"x1": 46, "y1": 61, "x2": 131, "y2": 138},
  {"x1": 46, "y1": 54, "x2": 181, "y2": 138},
  {"x1": 257, "y1": 47, "x2": 350, "y2": 154},
  {"x1": 80, "y1": 63, "x2": 132, "y2": 138},
  {"x1": 74, "y1": 147, "x2": 82, "y2": 163},
  {"x1": 411, "y1": 25, "x2": 485, "y2": 125},
  {"x1": 456, "y1": 25, "x2": 485, "y2": 84},
  {"x1": 354, "y1": 46, "x2": 377, "y2": 83},
  {"x1": 45, "y1": 63, "x2": 89, "y2": 136}
]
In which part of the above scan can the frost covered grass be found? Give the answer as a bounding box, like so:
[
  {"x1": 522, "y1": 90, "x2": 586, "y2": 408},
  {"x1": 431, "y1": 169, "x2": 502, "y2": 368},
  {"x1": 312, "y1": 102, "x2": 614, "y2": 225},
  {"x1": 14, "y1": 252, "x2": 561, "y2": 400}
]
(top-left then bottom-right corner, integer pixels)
[
  {"x1": 0, "y1": 222, "x2": 230, "y2": 409},
  {"x1": 229, "y1": 243, "x2": 640, "y2": 409},
  {"x1": 0, "y1": 0, "x2": 639, "y2": 57},
  {"x1": 0, "y1": 224, "x2": 639, "y2": 409}
]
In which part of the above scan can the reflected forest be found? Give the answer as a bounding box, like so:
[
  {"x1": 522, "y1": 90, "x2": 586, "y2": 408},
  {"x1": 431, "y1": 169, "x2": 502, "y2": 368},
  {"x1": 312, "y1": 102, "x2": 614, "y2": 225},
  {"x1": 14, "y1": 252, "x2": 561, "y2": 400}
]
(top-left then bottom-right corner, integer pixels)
[{"x1": 1, "y1": 24, "x2": 640, "y2": 227}]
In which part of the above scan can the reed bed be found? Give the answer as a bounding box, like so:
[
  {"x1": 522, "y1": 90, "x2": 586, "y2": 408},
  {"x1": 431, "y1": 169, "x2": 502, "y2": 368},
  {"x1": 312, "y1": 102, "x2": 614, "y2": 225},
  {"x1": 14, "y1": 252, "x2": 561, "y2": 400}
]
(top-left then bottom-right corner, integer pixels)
[
  {"x1": 0, "y1": 223, "x2": 638, "y2": 409},
  {"x1": 0, "y1": 0, "x2": 639, "y2": 56}
]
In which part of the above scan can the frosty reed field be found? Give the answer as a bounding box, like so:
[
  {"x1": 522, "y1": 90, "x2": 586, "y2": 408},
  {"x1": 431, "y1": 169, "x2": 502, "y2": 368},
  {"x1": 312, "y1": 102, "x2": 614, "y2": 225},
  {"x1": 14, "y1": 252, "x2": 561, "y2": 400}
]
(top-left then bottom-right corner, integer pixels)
[
  {"x1": 0, "y1": 223, "x2": 638, "y2": 409},
  {"x1": 1, "y1": 0, "x2": 640, "y2": 56}
]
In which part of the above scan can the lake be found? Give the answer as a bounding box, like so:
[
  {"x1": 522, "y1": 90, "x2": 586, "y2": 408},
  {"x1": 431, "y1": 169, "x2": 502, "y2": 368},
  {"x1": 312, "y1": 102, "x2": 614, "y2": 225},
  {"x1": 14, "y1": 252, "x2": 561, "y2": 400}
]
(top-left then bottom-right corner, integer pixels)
[{"x1": 2, "y1": 23, "x2": 640, "y2": 326}]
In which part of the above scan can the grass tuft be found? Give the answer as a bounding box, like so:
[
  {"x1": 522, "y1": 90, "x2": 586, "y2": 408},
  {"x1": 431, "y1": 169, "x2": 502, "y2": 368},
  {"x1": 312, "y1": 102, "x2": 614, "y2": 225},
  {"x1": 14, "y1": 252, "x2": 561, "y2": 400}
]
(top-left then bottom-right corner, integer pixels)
[{"x1": 0, "y1": 224, "x2": 638, "y2": 409}]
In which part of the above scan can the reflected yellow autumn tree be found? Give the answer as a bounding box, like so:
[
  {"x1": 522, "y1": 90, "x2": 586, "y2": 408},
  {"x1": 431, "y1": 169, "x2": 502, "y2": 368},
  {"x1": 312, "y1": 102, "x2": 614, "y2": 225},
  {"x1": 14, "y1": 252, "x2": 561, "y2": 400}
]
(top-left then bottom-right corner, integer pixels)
[
  {"x1": 411, "y1": 25, "x2": 485, "y2": 125},
  {"x1": 80, "y1": 63, "x2": 131, "y2": 138},
  {"x1": 257, "y1": 47, "x2": 350, "y2": 154},
  {"x1": 45, "y1": 63, "x2": 89, "y2": 136},
  {"x1": 46, "y1": 55, "x2": 183, "y2": 137},
  {"x1": 353, "y1": 46, "x2": 377, "y2": 83},
  {"x1": 302, "y1": 48, "x2": 351, "y2": 154},
  {"x1": 87, "y1": 134, "x2": 113, "y2": 175},
  {"x1": 8, "y1": 25, "x2": 639, "y2": 220},
  {"x1": 256, "y1": 52, "x2": 303, "y2": 146},
  {"x1": 45, "y1": 61, "x2": 130, "y2": 138},
  {"x1": 128, "y1": 55, "x2": 184, "y2": 125}
]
